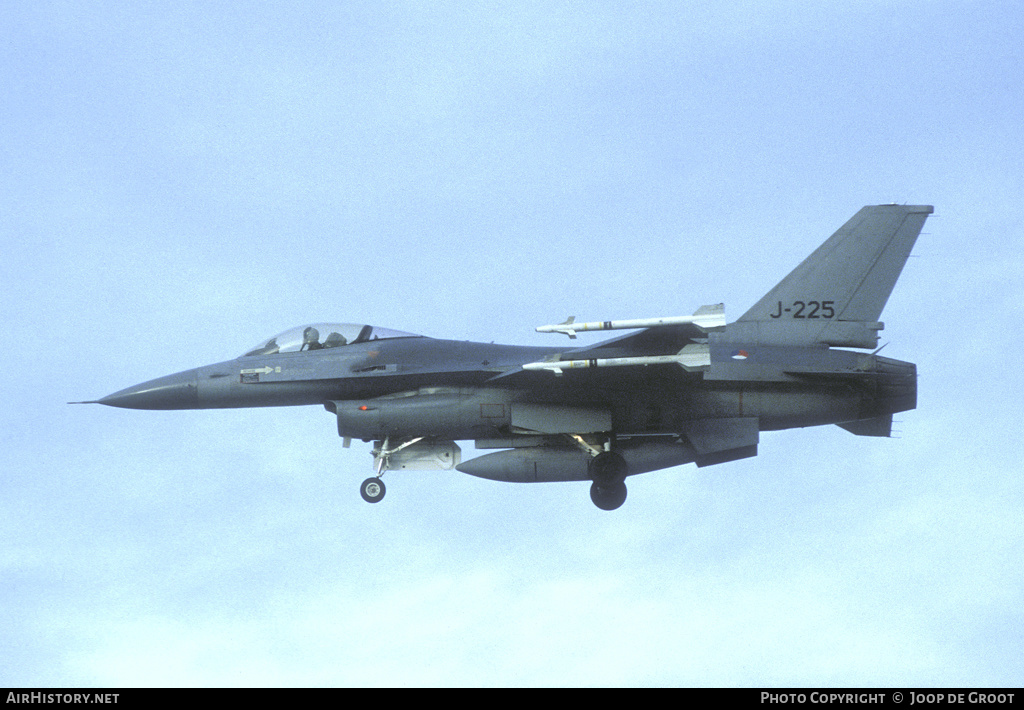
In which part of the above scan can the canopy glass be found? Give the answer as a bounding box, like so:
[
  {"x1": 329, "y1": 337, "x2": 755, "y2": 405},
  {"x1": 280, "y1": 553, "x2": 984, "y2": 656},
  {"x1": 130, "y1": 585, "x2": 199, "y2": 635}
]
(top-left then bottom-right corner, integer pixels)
[{"x1": 242, "y1": 323, "x2": 422, "y2": 357}]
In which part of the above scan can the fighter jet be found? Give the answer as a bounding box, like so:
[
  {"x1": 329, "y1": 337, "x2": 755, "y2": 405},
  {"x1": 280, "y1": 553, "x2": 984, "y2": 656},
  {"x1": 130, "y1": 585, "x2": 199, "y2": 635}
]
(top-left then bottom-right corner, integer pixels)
[{"x1": 75, "y1": 205, "x2": 932, "y2": 510}]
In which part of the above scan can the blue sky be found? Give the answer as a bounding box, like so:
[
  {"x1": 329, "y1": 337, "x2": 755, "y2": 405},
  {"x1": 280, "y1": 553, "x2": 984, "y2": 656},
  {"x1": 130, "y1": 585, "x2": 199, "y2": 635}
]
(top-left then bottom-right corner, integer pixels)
[{"x1": 3, "y1": 0, "x2": 1022, "y2": 686}]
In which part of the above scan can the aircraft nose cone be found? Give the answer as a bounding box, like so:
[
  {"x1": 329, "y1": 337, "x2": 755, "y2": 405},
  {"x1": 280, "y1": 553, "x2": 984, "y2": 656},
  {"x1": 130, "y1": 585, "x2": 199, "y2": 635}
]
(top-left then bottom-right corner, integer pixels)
[{"x1": 98, "y1": 369, "x2": 199, "y2": 410}]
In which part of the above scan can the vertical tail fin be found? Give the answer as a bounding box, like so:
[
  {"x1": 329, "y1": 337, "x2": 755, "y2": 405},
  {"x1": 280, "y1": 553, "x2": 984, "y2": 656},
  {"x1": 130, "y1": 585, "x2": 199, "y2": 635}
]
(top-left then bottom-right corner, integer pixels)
[
  {"x1": 740, "y1": 204, "x2": 933, "y2": 323},
  {"x1": 734, "y1": 205, "x2": 932, "y2": 347}
]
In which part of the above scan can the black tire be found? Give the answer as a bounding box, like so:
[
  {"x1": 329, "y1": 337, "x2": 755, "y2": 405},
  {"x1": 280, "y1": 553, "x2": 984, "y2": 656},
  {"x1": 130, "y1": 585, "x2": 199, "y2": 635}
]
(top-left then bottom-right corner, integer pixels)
[
  {"x1": 590, "y1": 480, "x2": 627, "y2": 511},
  {"x1": 360, "y1": 477, "x2": 386, "y2": 504},
  {"x1": 588, "y1": 451, "x2": 628, "y2": 486}
]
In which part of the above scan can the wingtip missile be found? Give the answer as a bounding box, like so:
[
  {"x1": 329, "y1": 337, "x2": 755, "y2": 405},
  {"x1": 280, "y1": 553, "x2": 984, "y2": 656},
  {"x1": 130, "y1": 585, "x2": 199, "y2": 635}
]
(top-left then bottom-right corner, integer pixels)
[
  {"x1": 522, "y1": 343, "x2": 711, "y2": 375},
  {"x1": 536, "y1": 316, "x2": 578, "y2": 339},
  {"x1": 536, "y1": 305, "x2": 725, "y2": 338}
]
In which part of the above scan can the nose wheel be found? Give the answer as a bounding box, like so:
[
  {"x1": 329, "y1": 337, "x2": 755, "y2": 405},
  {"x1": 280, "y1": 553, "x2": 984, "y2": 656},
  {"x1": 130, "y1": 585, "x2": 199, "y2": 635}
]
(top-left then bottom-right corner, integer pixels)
[{"x1": 360, "y1": 477, "x2": 386, "y2": 503}]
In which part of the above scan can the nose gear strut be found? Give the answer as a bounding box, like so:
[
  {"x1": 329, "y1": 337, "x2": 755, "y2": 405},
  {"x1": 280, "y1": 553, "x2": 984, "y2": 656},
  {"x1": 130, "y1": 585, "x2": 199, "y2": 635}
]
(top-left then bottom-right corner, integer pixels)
[{"x1": 360, "y1": 436, "x2": 426, "y2": 504}]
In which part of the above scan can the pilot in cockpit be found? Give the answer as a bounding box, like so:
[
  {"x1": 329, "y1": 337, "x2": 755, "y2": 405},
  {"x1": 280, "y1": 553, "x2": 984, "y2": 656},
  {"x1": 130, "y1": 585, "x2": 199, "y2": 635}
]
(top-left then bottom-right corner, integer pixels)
[
  {"x1": 301, "y1": 326, "x2": 323, "y2": 351},
  {"x1": 323, "y1": 331, "x2": 347, "y2": 348}
]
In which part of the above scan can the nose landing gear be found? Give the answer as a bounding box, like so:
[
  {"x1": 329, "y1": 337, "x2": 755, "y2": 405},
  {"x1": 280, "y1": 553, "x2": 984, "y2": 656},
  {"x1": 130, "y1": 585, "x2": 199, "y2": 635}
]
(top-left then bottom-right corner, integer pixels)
[
  {"x1": 360, "y1": 476, "x2": 386, "y2": 503},
  {"x1": 358, "y1": 436, "x2": 428, "y2": 504}
]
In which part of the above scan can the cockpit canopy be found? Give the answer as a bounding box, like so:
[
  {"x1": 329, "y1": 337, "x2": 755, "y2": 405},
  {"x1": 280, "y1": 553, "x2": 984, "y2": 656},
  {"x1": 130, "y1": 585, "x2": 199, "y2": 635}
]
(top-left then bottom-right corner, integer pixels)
[{"x1": 242, "y1": 323, "x2": 422, "y2": 357}]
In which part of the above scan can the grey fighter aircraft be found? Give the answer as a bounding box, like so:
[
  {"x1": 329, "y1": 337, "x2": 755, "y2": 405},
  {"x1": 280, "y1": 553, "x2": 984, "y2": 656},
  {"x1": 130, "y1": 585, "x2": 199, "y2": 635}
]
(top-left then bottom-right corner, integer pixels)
[{"x1": 75, "y1": 205, "x2": 932, "y2": 510}]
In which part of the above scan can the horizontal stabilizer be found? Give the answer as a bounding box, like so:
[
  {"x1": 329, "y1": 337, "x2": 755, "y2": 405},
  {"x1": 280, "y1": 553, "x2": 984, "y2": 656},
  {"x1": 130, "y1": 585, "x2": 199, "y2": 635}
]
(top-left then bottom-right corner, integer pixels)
[{"x1": 837, "y1": 415, "x2": 893, "y2": 437}]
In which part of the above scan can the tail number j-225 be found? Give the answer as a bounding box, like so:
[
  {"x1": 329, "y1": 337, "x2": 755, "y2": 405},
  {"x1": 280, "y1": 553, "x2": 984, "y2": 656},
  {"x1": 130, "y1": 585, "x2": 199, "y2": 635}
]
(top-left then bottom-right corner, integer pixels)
[{"x1": 769, "y1": 300, "x2": 835, "y2": 319}]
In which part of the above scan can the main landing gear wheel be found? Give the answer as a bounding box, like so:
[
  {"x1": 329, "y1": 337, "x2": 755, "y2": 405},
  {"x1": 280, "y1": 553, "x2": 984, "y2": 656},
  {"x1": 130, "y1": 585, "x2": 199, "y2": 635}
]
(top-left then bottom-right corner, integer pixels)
[
  {"x1": 589, "y1": 451, "x2": 627, "y2": 483},
  {"x1": 590, "y1": 480, "x2": 627, "y2": 511},
  {"x1": 588, "y1": 451, "x2": 629, "y2": 511},
  {"x1": 360, "y1": 477, "x2": 386, "y2": 504}
]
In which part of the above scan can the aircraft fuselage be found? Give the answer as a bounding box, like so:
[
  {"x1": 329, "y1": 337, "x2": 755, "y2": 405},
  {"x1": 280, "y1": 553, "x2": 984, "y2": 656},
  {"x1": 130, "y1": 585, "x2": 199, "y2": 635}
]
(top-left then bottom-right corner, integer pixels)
[{"x1": 97, "y1": 335, "x2": 915, "y2": 440}]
